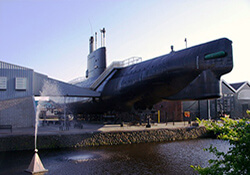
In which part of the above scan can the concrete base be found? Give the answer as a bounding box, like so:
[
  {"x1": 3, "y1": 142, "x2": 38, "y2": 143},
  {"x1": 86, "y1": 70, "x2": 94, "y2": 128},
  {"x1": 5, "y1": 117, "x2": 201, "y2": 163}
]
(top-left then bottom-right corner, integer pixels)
[{"x1": 25, "y1": 149, "x2": 48, "y2": 174}]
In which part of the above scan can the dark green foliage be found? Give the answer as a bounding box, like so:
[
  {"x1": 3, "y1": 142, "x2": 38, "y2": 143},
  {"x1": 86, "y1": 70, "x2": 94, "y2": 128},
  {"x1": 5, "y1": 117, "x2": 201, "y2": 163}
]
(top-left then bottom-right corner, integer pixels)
[{"x1": 191, "y1": 117, "x2": 250, "y2": 175}]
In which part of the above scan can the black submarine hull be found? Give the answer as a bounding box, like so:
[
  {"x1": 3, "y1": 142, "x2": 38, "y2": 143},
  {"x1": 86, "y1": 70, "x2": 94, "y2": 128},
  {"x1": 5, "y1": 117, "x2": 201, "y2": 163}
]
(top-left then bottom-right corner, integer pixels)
[{"x1": 72, "y1": 38, "x2": 233, "y2": 114}]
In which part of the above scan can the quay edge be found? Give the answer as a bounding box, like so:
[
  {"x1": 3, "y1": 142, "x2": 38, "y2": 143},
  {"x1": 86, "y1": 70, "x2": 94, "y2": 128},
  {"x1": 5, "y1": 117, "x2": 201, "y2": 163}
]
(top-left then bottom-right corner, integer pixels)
[{"x1": 0, "y1": 127, "x2": 212, "y2": 152}]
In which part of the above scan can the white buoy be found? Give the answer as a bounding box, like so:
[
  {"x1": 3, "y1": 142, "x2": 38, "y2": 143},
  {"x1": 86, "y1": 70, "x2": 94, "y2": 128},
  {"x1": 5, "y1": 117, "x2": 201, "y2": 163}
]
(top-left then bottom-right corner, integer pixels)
[{"x1": 26, "y1": 149, "x2": 48, "y2": 174}]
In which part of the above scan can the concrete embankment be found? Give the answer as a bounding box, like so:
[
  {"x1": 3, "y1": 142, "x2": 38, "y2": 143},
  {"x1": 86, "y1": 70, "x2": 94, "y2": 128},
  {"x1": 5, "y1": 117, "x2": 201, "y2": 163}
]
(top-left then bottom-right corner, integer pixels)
[{"x1": 0, "y1": 126, "x2": 210, "y2": 152}]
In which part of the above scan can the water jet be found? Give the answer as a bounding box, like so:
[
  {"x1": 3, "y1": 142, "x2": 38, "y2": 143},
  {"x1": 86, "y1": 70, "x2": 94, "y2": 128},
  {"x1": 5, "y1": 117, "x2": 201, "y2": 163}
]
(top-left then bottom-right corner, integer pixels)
[{"x1": 25, "y1": 96, "x2": 49, "y2": 174}]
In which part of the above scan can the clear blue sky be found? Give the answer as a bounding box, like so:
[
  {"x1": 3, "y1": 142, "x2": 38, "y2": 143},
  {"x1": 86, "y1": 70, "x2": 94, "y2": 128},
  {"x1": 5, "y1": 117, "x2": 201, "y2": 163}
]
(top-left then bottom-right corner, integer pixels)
[{"x1": 0, "y1": 0, "x2": 250, "y2": 83}]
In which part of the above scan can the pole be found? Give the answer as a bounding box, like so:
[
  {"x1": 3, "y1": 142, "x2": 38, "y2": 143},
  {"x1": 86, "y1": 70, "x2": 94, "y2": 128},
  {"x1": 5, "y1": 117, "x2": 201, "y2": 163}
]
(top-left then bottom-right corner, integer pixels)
[
  {"x1": 100, "y1": 30, "x2": 103, "y2": 47},
  {"x1": 173, "y1": 111, "x2": 175, "y2": 125},
  {"x1": 146, "y1": 115, "x2": 151, "y2": 128},
  {"x1": 158, "y1": 110, "x2": 160, "y2": 123},
  {"x1": 64, "y1": 96, "x2": 66, "y2": 130},
  {"x1": 198, "y1": 100, "x2": 200, "y2": 119},
  {"x1": 95, "y1": 32, "x2": 97, "y2": 50},
  {"x1": 215, "y1": 99, "x2": 218, "y2": 119},
  {"x1": 208, "y1": 100, "x2": 211, "y2": 120},
  {"x1": 165, "y1": 111, "x2": 168, "y2": 125}
]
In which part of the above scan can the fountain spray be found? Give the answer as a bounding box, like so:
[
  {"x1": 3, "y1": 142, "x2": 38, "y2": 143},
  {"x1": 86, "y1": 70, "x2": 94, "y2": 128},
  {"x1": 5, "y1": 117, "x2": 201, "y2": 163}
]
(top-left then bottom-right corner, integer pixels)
[
  {"x1": 26, "y1": 80, "x2": 63, "y2": 173},
  {"x1": 25, "y1": 89, "x2": 51, "y2": 174}
]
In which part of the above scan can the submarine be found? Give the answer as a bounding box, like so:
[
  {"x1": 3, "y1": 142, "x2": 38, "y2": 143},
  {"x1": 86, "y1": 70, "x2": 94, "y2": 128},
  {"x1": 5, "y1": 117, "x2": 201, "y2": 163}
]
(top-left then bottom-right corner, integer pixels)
[{"x1": 71, "y1": 29, "x2": 233, "y2": 114}]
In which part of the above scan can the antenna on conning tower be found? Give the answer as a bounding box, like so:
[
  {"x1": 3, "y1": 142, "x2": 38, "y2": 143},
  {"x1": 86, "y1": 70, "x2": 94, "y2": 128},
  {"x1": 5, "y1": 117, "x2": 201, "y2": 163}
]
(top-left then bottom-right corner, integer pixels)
[
  {"x1": 88, "y1": 19, "x2": 93, "y2": 36},
  {"x1": 89, "y1": 36, "x2": 94, "y2": 54},
  {"x1": 100, "y1": 27, "x2": 106, "y2": 47},
  {"x1": 95, "y1": 32, "x2": 97, "y2": 50}
]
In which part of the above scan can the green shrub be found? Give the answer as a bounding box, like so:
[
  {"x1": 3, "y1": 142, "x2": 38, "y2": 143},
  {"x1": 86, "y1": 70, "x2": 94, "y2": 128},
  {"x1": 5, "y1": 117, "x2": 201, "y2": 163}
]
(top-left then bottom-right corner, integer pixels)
[{"x1": 192, "y1": 117, "x2": 250, "y2": 175}]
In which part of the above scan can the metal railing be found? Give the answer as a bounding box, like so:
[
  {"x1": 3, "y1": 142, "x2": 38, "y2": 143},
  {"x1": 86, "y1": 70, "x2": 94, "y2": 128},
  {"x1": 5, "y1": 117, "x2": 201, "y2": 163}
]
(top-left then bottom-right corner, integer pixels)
[
  {"x1": 121, "y1": 56, "x2": 142, "y2": 67},
  {"x1": 90, "y1": 56, "x2": 142, "y2": 90}
]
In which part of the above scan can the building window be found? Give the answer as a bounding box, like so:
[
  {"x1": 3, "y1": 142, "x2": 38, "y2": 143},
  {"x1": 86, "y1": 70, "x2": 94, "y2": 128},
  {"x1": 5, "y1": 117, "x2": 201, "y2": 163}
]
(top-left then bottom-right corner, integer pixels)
[
  {"x1": 15, "y1": 77, "x2": 27, "y2": 90},
  {"x1": 0, "y1": 77, "x2": 7, "y2": 90}
]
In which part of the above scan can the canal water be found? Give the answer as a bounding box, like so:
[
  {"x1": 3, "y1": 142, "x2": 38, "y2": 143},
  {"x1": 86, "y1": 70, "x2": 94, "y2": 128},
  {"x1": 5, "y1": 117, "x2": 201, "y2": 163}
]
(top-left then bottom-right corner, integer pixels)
[{"x1": 0, "y1": 139, "x2": 230, "y2": 175}]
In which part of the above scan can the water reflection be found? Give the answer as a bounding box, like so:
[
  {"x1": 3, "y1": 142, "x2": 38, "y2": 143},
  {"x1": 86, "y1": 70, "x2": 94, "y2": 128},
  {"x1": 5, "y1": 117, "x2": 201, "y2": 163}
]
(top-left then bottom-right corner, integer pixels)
[
  {"x1": 67, "y1": 154, "x2": 94, "y2": 162},
  {"x1": 66, "y1": 152, "x2": 102, "y2": 163},
  {"x1": 0, "y1": 139, "x2": 230, "y2": 175}
]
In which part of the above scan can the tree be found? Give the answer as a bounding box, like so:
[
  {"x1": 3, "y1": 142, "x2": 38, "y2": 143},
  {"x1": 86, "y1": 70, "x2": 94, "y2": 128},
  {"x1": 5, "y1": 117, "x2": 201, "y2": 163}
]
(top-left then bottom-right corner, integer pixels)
[{"x1": 191, "y1": 117, "x2": 250, "y2": 175}]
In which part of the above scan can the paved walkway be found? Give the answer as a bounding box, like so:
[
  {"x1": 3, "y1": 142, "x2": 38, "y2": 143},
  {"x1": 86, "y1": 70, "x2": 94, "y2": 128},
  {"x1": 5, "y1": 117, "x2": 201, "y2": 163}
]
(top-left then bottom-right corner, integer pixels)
[{"x1": 0, "y1": 121, "x2": 197, "y2": 137}]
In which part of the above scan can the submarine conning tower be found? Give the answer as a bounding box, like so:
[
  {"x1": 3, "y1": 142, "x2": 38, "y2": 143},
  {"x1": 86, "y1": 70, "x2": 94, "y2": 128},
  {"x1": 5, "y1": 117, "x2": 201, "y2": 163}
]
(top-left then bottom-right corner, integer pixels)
[{"x1": 86, "y1": 28, "x2": 107, "y2": 79}]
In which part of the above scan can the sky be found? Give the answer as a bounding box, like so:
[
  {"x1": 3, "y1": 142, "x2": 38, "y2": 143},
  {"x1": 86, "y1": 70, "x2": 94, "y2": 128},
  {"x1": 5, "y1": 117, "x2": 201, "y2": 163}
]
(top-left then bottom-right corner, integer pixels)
[{"x1": 0, "y1": 0, "x2": 250, "y2": 83}]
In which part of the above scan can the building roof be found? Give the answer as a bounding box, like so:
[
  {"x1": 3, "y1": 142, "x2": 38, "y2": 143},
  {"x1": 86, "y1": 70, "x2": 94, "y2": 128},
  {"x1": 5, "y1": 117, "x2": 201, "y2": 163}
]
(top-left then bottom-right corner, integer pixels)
[
  {"x1": 0, "y1": 60, "x2": 32, "y2": 71},
  {"x1": 230, "y1": 81, "x2": 250, "y2": 92},
  {"x1": 230, "y1": 82, "x2": 246, "y2": 91},
  {"x1": 222, "y1": 80, "x2": 236, "y2": 93},
  {"x1": 34, "y1": 77, "x2": 101, "y2": 97}
]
